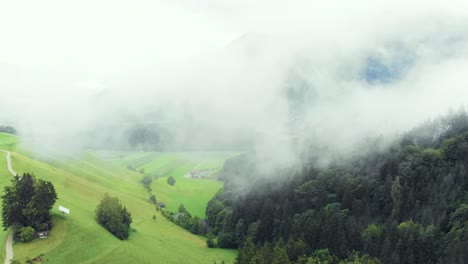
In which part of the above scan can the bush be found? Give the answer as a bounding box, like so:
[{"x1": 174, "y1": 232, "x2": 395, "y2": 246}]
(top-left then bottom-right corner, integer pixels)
[
  {"x1": 19, "y1": 226, "x2": 35, "y2": 242},
  {"x1": 141, "y1": 176, "x2": 153, "y2": 188},
  {"x1": 95, "y1": 194, "x2": 133, "y2": 240},
  {"x1": 150, "y1": 195, "x2": 157, "y2": 204},
  {"x1": 217, "y1": 232, "x2": 237, "y2": 248},
  {"x1": 207, "y1": 233, "x2": 216, "y2": 248},
  {"x1": 167, "y1": 176, "x2": 176, "y2": 186}
]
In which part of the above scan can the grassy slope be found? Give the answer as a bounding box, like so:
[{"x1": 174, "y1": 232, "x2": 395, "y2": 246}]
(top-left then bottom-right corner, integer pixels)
[
  {"x1": 0, "y1": 132, "x2": 18, "y2": 151},
  {"x1": 97, "y1": 151, "x2": 238, "y2": 217},
  {"x1": 0, "y1": 134, "x2": 236, "y2": 263},
  {"x1": 0, "y1": 133, "x2": 20, "y2": 263}
]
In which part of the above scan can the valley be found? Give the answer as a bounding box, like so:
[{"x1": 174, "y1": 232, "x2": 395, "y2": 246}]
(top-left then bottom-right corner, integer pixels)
[{"x1": 0, "y1": 133, "x2": 237, "y2": 264}]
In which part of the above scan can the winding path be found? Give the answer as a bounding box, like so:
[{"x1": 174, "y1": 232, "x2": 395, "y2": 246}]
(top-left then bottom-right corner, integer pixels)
[{"x1": 1, "y1": 151, "x2": 16, "y2": 264}]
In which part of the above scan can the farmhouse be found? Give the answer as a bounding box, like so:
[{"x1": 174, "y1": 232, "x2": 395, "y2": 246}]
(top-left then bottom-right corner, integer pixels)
[
  {"x1": 35, "y1": 222, "x2": 51, "y2": 238},
  {"x1": 185, "y1": 168, "x2": 216, "y2": 179},
  {"x1": 189, "y1": 169, "x2": 202, "y2": 179}
]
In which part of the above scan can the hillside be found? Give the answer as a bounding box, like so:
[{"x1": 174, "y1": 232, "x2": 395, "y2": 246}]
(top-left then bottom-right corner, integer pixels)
[
  {"x1": 207, "y1": 111, "x2": 468, "y2": 263},
  {"x1": 0, "y1": 133, "x2": 236, "y2": 263},
  {"x1": 92, "y1": 150, "x2": 238, "y2": 217}
]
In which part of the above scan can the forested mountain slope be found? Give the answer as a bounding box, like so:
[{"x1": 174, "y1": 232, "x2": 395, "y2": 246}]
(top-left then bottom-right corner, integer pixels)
[{"x1": 207, "y1": 111, "x2": 468, "y2": 264}]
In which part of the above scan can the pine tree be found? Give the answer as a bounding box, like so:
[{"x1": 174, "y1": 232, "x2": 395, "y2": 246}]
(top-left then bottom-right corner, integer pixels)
[
  {"x1": 391, "y1": 176, "x2": 402, "y2": 220},
  {"x1": 236, "y1": 238, "x2": 256, "y2": 264},
  {"x1": 272, "y1": 242, "x2": 291, "y2": 264}
]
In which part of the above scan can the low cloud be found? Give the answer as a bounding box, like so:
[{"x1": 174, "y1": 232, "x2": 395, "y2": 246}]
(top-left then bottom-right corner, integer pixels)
[{"x1": 1, "y1": 0, "x2": 468, "y2": 167}]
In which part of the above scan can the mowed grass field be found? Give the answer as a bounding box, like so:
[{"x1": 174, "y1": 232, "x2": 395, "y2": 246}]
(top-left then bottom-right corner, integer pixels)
[
  {"x1": 0, "y1": 133, "x2": 237, "y2": 264},
  {"x1": 95, "y1": 151, "x2": 238, "y2": 217}
]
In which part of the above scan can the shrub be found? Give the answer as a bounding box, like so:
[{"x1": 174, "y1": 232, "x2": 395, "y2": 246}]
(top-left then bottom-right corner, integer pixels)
[
  {"x1": 141, "y1": 176, "x2": 153, "y2": 189},
  {"x1": 150, "y1": 195, "x2": 157, "y2": 204},
  {"x1": 19, "y1": 226, "x2": 35, "y2": 242},
  {"x1": 167, "y1": 176, "x2": 176, "y2": 186},
  {"x1": 207, "y1": 233, "x2": 216, "y2": 248}
]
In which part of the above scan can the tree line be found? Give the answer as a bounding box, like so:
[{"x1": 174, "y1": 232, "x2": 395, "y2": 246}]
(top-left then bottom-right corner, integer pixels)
[{"x1": 205, "y1": 110, "x2": 468, "y2": 264}]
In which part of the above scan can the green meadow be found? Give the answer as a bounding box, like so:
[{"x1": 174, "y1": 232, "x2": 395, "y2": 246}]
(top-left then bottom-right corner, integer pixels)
[
  {"x1": 0, "y1": 133, "x2": 237, "y2": 263},
  {"x1": 0, "y1": 132, "x2": 18, "y2": 151},
  {"x1": 94, "y1": 151, "x2": 238, "y2": 217}
]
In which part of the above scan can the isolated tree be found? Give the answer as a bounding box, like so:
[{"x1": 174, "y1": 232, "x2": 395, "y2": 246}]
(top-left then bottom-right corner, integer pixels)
[
  {"x1": 95, "y1": 193, "x2": 133, "y2": 240},
  {"x1": 2, "y1": 173, "x2": 57, "y2": 231},
  {"x1": 150, "y1": 194, "x2": 157, "y2": 204},
  {"x1": 141, "y1": 176, "x2": 152, "y2": 191},
  {"x1": 167, "y1": 176, "x2": 176, "y2": 186}
]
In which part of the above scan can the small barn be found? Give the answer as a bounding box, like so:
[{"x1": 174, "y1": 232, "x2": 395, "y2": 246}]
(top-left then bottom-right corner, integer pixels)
[
  {"x1": 35, "y1": 222, "x2": 51, "y2": 239},
  {"x1": 174, "y1": 212, "x2": 184, "y2": 220},
  {"x1": 36, "y1": 230, "x2": 49, "y2": 239}
]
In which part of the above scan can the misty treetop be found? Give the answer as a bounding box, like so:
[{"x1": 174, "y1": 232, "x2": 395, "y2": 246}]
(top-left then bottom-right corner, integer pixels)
[
  {"x1": 0, "y1": 125, "x2": 17, "y2": 135},
  {"x1": 1, "y1": 173, "x2": 57, "y2": 241},
  {"x1": 205, "y1": 110, "x2": 468, "y2": 264}
]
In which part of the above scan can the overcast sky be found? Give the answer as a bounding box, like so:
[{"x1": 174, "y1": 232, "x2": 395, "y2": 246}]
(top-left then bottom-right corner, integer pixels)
[{"x1": 1, "y1": 0, "x2": 468, "y2": 161}]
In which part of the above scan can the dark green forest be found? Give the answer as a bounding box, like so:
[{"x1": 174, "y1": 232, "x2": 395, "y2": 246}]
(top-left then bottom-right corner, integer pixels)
[{"x1": 206, "y1": 111, "x2": 468, "y2": 264}]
